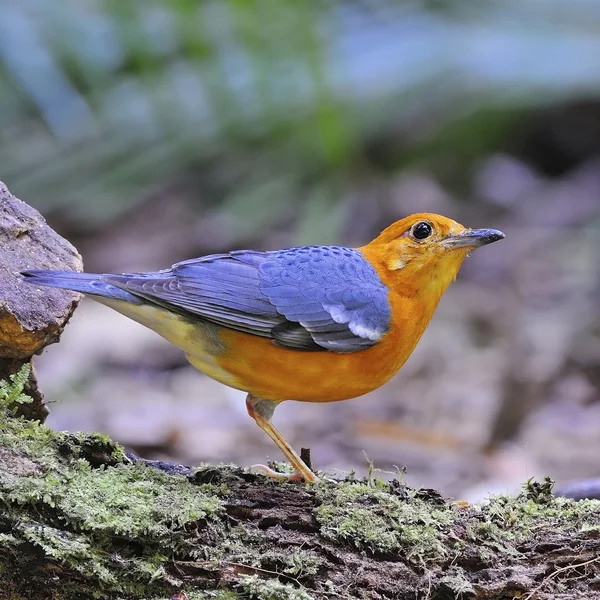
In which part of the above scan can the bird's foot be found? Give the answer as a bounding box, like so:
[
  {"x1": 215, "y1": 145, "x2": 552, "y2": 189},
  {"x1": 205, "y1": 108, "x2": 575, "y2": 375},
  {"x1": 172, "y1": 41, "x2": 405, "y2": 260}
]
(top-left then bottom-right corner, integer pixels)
[{"x1": 249, "y1": 463, "x2": 318, "y2": 483}]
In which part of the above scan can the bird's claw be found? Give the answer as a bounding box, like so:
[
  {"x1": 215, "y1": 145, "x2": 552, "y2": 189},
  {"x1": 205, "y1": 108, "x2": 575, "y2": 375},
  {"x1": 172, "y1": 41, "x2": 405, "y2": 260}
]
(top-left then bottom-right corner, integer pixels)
[{"x1": 249, "y1": 463, "x2": 319, "y2": 483}]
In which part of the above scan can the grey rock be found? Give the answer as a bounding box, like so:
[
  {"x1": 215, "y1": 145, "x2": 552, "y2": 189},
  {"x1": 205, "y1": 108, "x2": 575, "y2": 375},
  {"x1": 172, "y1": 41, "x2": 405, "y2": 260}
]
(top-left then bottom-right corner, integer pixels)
[
  {"x1": 0, "y1": 181, "x2": 82, "y2": 421},
  {"x1": 0, "y1": 181, "x2": 82, "y2": 359}
]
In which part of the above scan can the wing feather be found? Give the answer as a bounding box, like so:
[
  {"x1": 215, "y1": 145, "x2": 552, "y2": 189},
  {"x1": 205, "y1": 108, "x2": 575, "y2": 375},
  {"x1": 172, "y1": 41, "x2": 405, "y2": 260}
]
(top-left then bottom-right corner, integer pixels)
[{"x1": 103, "y1": 246, "x2": 391, "y2": 353}]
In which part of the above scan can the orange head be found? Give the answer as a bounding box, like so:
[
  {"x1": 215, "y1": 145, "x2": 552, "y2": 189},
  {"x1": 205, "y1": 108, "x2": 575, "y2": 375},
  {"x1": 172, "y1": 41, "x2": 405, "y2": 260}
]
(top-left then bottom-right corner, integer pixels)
[{"x1": 361, "y1": 213, "x2": 504, "y2": 302}]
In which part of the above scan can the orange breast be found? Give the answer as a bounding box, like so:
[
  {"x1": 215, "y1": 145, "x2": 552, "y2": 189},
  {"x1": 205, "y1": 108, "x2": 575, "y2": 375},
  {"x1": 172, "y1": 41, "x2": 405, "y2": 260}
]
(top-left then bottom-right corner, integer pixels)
[{"x1": 209, "y1": 291, "x2": 433, "y2": 402}]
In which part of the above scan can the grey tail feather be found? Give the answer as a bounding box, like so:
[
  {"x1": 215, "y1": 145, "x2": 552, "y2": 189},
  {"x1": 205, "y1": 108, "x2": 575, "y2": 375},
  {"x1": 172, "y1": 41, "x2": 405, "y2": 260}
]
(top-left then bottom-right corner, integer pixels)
[{"x1": 21, "y1": 270, "x2": 142, "y2": 304}]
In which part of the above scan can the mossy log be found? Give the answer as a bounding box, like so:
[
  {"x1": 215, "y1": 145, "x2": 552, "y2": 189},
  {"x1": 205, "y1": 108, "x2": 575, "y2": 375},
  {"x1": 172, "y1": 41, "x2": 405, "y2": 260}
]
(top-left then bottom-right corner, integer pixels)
[{"x1": 1, "y1": 377, "x2": 600, "y2": 600}]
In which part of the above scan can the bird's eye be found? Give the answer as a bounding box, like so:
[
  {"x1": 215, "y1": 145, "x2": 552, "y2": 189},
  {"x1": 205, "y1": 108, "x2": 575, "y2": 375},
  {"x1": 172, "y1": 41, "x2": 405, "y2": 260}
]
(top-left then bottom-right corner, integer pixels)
[{"x1": 412, "y1": 222, "x2": 432, "y2": 240}]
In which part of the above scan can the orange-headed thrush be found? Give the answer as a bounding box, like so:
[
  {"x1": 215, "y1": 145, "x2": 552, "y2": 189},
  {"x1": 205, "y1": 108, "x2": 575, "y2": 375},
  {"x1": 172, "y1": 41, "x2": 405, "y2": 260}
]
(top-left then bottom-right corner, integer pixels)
[{"x1": 22, "y1": 213, "x2": 504, "y2": 482}]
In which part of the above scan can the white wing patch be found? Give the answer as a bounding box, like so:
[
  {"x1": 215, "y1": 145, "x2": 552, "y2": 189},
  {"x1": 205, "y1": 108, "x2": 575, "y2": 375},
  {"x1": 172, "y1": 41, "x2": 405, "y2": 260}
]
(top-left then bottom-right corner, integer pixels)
[
  {"x1": 349, "y1": 322, "x2": 385, "y2": 341},
  {"x1": 324, "y1": 304, "x2": 351, "y2": 324}
]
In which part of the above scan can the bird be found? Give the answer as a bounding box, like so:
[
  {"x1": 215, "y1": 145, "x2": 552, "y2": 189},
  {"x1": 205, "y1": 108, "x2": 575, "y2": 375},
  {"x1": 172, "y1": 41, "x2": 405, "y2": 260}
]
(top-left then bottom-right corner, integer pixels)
[{"x1": 22, "y1": 213, "x2": 504, "y2": 482}]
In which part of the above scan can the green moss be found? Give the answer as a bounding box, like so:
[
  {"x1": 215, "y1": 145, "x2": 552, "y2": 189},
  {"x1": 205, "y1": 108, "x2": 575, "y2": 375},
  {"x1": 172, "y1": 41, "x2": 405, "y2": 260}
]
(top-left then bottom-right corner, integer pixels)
[
  {"x1": 315, "y1": 480, "x2": 456, "y2": 560},
  {"x1": 149, "y1": 577, "x2": 314, "y2": 600},
  {"x1": 0, "y1": 377, "x2": 326, "y2": 599},
  {"x1": 1, "y1": 442, "x2": 229, "y2": 592},
  {"x1": 22, "y1": 524, "x2": 116, "y2": 583},
  {"x1": 1, "y1": 382, "x2": 222, "y2": 544},
  {"x1": 314, "y1": 474, "x2": 600, "y2": 570},
  {"x1": 154, "y1": 592, "x2": 241, "y2": 600},
  {"x1": 0, "y1": 532, "x2": 19, "y2": 547},
  {"x1": 0, "y1": 372, "x2": 235, "y2": 598},
  {"x1": 56, "y1": 462, "x2": 223, "y2": 537},
  {"x1": 477, "y1": 482, "x2": 600, "y2": 544},
  {"x1": 238, "y1": 575, "x2": 314, "y2": 600},
  {"x1": 282, "y1": 550, "x2": 322, "y2": 578}
]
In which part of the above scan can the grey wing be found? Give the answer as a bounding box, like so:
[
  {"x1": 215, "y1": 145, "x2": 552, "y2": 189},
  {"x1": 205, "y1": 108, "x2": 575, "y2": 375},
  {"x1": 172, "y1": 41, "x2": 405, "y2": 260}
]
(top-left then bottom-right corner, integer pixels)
[{"x1": 103, "y1": 246, "x2": 391, "y2": 353}]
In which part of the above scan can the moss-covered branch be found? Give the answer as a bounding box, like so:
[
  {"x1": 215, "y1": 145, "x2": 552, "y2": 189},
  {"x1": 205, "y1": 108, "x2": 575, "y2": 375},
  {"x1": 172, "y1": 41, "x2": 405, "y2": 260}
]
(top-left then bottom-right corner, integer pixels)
[{"x1": 1, "y1": 375, "x2": 600, "y2": 600}]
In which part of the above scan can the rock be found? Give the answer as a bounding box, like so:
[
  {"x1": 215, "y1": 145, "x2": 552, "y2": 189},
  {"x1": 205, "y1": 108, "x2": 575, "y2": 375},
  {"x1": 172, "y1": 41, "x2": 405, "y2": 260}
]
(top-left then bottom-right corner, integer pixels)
[{"x1": 0, "y1": 181, "x2": 82, "y2": 420}]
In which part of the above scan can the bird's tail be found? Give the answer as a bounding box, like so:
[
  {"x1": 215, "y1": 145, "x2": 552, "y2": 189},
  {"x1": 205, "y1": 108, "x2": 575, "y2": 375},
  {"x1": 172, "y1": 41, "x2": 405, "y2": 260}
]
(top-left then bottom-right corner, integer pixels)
[{"x1": 21, "y1": 270, "x2": 142, "y2": 304}]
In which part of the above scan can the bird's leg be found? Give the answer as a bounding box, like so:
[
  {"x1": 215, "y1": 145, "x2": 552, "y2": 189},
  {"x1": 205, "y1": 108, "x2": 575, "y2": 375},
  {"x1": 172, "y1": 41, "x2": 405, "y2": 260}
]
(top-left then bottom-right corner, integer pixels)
[{"x1": 246, "y1": 394, "x2": 317, "y2": 483}]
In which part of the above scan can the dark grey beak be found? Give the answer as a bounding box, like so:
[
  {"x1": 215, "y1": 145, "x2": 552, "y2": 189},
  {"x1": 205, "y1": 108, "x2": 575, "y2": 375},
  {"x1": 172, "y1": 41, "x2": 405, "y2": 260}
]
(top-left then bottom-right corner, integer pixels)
[{"x1": 444, "y1": 228, "x2": 505, "y2": 249}]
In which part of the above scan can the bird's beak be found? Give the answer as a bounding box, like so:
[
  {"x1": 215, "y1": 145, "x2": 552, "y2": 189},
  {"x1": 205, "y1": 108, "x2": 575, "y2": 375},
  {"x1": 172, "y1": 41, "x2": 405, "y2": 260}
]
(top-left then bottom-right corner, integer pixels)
[{"x1": 444, "y1": 228, "x2": 505, "y2": 249}]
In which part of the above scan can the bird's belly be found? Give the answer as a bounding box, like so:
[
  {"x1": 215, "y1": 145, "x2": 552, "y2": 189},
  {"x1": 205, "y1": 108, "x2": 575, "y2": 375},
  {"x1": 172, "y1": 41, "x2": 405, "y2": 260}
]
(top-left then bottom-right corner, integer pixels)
[
  {"x1": 97, "y1": 297, "x2": 426, "y2": 403},
  {"x1": 201, "y1": 325, "x2": 416, "y2": 402}
]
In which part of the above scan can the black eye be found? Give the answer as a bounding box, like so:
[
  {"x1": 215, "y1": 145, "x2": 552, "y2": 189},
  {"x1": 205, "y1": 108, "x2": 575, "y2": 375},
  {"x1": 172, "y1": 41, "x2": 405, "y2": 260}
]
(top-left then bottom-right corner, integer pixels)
[{"x1": 412, "y1": 222, "x2": 432, "y2": 240}]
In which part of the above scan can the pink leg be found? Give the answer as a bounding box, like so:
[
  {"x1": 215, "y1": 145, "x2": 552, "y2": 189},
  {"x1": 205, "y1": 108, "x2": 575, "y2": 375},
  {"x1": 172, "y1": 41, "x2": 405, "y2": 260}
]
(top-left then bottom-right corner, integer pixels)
[{"x1": 246, "y1": 394, "x2": 317, "y2": 483}]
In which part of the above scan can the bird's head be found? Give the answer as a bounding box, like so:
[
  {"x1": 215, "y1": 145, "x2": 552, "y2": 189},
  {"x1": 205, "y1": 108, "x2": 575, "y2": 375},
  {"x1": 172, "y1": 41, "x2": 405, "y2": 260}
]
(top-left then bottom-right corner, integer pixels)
[{"x1": 362, "y1": 213, "x2": 504, "y2": 299}]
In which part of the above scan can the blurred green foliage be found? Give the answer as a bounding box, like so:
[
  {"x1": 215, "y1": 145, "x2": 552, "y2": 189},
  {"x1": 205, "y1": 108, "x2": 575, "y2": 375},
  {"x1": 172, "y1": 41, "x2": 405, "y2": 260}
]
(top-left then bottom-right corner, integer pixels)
[{"x1": 1, "y1": 0, "x2": 600, "y2": 236}]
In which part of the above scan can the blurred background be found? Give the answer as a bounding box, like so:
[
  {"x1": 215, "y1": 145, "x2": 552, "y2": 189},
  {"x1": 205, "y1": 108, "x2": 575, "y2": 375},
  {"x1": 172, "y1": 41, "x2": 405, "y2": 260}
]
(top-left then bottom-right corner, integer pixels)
[{"x1": 2, "y1": 0, "x2": 600, "y2": 500}]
